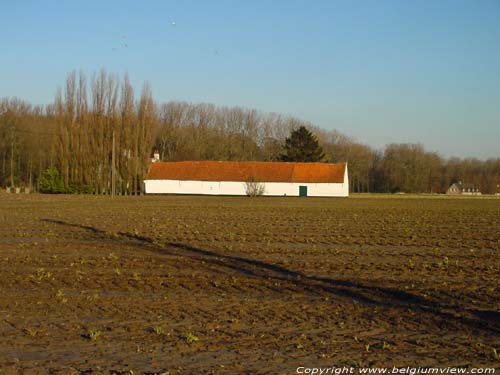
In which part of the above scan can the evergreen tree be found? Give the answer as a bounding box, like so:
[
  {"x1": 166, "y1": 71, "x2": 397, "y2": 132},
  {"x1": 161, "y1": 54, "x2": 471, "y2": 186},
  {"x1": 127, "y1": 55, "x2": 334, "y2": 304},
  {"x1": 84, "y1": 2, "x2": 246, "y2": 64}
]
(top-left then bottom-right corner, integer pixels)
[{"x1": 279, "y1": 126, "x2": 325, "y2": 162}]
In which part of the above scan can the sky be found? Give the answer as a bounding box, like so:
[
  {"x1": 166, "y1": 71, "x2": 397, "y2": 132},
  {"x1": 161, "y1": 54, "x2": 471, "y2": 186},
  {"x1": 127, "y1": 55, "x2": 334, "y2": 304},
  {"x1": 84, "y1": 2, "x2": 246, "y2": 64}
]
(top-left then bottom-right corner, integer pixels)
[{"x1": 1, "y1": 0, "x2": 499, "y2": 159}]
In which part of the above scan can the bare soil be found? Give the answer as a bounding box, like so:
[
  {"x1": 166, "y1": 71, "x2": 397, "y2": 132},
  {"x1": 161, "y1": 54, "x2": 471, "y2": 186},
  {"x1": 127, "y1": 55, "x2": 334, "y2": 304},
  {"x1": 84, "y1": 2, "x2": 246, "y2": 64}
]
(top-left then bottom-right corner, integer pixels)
[{"x1": 0, "y1": 194, "x2": 498, "y2": 374}]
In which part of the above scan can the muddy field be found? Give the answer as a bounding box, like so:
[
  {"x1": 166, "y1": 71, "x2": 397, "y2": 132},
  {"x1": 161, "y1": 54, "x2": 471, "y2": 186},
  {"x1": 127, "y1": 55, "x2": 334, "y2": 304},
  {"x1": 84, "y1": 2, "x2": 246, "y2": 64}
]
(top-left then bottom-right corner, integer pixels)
[{"x1": 0, "y1": 193, "x2": 498, "y2": 374}]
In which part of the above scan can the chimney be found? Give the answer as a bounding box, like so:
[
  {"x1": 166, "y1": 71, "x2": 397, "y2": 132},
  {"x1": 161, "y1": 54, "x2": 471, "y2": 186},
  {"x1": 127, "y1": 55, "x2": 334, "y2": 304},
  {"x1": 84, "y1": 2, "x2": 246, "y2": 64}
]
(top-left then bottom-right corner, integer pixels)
[{"x1": 152, "y1": 150, "x2": 160, "y2": 163}]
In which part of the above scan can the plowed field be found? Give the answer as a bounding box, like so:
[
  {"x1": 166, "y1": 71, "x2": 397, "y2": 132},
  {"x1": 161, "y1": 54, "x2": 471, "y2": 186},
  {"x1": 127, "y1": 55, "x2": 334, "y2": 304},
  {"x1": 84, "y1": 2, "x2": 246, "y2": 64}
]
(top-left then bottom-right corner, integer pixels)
[{"x1": 0, "y1": 194, "x2": 498, "y2": 374}]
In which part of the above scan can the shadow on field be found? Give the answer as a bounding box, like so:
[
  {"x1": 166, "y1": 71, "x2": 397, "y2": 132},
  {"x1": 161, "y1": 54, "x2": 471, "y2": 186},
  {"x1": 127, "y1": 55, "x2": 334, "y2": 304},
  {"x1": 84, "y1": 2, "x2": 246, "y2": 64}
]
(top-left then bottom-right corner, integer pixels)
[{"x1": 42, "y1": 218, "x2": 499, "y2": 335}]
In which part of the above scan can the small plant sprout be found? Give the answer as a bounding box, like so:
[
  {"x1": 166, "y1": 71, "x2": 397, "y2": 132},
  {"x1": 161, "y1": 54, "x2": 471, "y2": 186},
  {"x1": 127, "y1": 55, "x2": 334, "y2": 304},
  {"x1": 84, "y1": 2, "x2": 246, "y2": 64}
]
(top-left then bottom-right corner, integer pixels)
[
  {"x1": 86, "y1": 293, "x2": 99, "y2": 303},
  {"x1": 493, "y1": 348, "x2": 499, "y2": 360},
  {"x1": 185, "y1": 332, "x2": 199, "y2": 343},
  {"x1": 35, "y1": 268, "x2": 52, "y2": 281},
  {"x1": 153, "y1": 326, "x2": 165, "y2": 335},
  {"x1": 23, "y1": 328, "x2": 38, "y2": 337},
  {"x1": 56, "y1": 289, "x2": 68, "y2": 303},
  {"x1": 88, "y1": 329, "x2": 101, "y2": 341},
  {"x1": 76, "y1": 270, "x2": 85, "y2": 281},
  {"x1": 436, "y1": 256, "x2": 450, "y2": 269},
  {"x1": 108, "y1": 252, "x2": 119, "y2": 261}
]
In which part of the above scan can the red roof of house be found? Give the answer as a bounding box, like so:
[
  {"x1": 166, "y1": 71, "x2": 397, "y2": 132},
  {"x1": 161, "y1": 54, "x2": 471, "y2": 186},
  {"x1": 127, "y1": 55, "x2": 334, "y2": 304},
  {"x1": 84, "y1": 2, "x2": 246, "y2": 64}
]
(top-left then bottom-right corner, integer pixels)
[{"x1": 146, "y1": 161, "x2": 346, "y2": 183}]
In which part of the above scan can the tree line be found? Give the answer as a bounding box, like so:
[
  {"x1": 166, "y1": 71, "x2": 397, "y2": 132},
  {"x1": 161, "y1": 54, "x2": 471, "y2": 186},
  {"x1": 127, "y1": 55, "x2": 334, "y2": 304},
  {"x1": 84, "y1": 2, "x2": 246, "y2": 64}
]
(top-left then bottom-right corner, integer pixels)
[{"x1": 1, "y1": 70, "x2": 499, "y2": 194}]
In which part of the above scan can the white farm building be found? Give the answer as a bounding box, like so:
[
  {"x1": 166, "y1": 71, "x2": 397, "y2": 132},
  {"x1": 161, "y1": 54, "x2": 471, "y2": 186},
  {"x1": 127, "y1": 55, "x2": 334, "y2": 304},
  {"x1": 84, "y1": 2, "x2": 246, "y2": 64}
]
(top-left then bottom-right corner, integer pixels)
[{"x1": 144, "y1": 161, "x2": 348, "y2": 197}]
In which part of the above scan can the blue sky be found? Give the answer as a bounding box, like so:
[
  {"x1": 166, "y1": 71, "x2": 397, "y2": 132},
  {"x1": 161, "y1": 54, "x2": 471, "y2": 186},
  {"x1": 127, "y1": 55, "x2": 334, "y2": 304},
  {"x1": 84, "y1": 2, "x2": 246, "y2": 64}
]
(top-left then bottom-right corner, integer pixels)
[{"x1": 1, "y1": 0, "x2": 499, "y2": 158}]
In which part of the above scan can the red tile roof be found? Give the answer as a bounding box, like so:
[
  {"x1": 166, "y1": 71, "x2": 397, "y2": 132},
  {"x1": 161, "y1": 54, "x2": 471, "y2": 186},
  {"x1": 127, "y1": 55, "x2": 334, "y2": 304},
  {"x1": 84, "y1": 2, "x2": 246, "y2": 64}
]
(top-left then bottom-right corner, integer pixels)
[{"x1": 146, "y1": 161, "x2": 346, "y2": 183}]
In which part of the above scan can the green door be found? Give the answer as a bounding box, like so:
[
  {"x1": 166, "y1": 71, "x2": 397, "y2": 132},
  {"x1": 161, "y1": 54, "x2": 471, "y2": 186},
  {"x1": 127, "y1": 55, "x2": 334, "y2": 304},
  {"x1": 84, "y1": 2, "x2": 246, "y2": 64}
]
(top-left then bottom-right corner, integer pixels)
[{"x1": 299, "y1": 185, "x2": 308, "y2": 197}]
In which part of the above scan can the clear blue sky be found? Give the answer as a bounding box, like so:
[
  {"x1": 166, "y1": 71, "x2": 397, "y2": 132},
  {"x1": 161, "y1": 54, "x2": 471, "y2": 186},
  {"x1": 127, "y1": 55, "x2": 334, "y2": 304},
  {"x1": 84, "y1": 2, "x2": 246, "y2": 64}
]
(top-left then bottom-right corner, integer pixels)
[{"x1": 1, "y1": 0, "x2": 499, "y2": 159}]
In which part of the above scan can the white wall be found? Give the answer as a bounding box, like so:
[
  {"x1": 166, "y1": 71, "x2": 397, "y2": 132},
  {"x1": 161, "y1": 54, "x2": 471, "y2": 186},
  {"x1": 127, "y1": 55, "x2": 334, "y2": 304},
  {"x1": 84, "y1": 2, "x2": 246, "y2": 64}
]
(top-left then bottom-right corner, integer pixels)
[
  {"x1": 144, "y1": 179, "x2": 348, "y2": 197},
  {"x1": 145, "y1": 164, "x2": 349, "y2": 197}
]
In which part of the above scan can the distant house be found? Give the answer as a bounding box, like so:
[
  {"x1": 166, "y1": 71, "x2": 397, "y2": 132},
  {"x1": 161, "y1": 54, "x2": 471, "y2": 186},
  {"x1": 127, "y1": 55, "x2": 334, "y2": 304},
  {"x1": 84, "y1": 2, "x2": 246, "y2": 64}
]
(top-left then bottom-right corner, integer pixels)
[
  {"x1": 446, "y1": 182, "x2": 481, "y2": 195},
  {"x1": 144, "y1": 160, "x2": 349, "y2": 197}
]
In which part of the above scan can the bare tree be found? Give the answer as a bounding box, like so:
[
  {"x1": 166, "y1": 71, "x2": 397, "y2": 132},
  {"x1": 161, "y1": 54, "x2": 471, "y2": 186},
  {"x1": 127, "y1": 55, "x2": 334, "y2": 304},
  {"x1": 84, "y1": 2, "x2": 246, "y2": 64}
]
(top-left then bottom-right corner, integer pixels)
[
  {"x1": 245, "y1": 176, "x2": 265, "y2": 197},
  {"x1": 1, "y1": 70, "x2": 499, "y2": 195}
]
